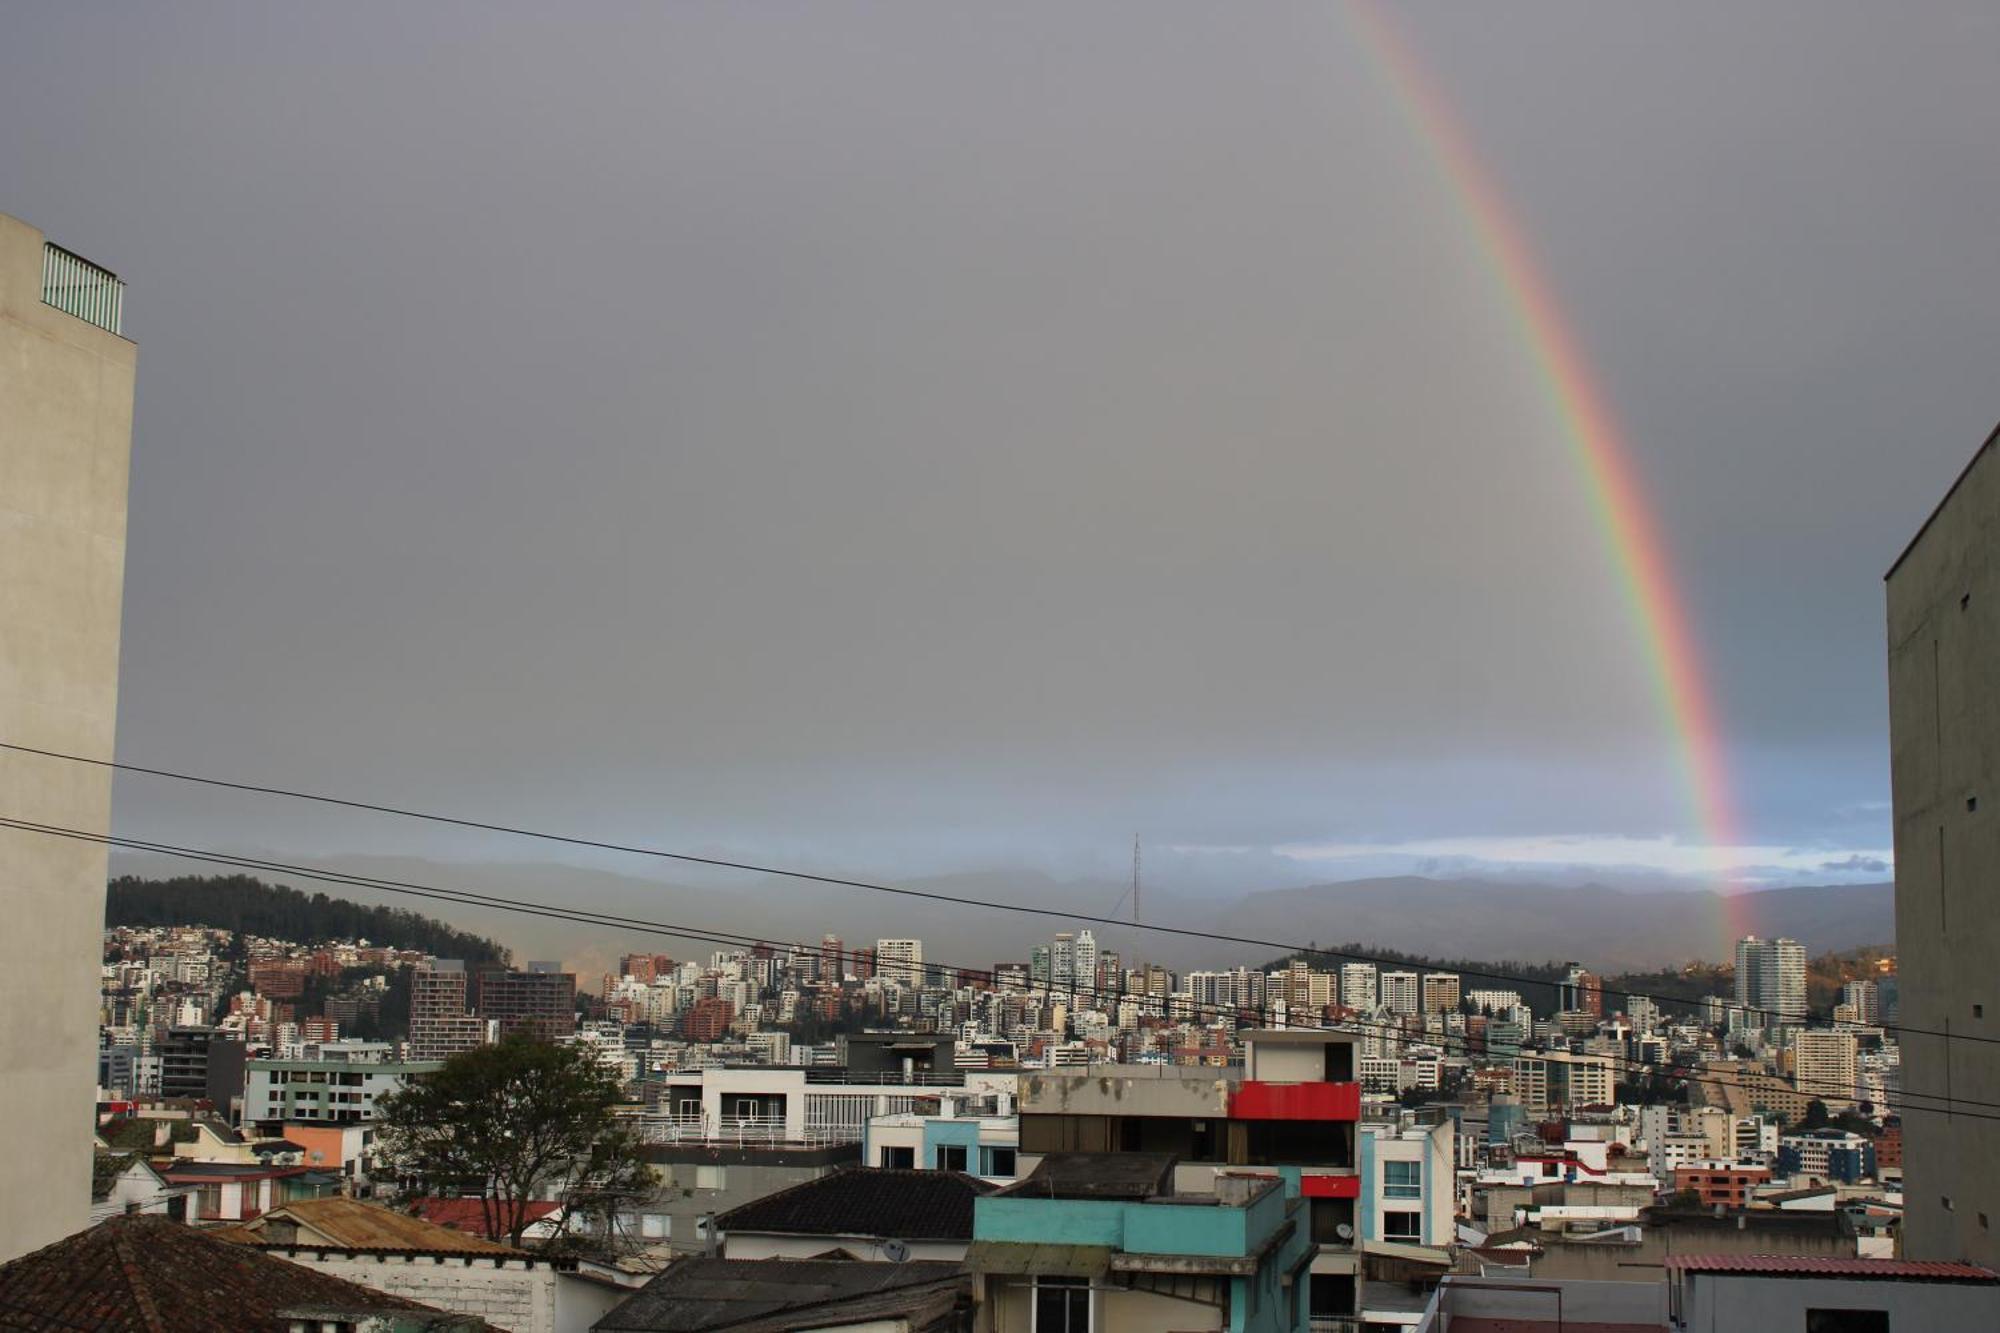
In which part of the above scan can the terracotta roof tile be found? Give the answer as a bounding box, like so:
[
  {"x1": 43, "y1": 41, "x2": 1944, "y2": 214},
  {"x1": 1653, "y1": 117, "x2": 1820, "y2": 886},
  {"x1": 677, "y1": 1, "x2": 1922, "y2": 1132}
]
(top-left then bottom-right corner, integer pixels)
[{"x1": 0, "y1": 1213, "x2": 459, "y2": 1331}]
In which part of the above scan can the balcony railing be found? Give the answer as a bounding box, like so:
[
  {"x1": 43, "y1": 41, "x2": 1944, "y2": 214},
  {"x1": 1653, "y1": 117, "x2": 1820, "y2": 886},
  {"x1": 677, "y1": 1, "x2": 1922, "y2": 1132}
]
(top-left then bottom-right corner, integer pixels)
[
  {"x1": 638, "y1": 1113, "x2": 844, "y2": 1148},
  {"x1": 42, "y1": 243, "x2": 124, "y2": 335},
  {"x1": 801, "y1": 1068, "x2": 965, "y2": 1087}
]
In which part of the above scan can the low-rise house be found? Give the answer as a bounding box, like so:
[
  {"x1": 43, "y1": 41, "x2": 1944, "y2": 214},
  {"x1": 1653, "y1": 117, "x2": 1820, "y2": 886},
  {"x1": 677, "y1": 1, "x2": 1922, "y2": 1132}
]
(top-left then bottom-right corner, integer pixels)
[
  {"x1": 0, "y1": 1212, "x2": 478, "y2": 1331},
  {"x1": 160, "y1": 1160, "x2": 341, "y2": 1222},
  {"x1": 227, "y1": 1197, "x2": 629, "y2": 1333},
  {"x1": 715, "y1": 1166, "x2": 992, "y2": 1261},
  {"x1": 965, "y1": 1152, "x2": 1314, "y2": 1333},
  {"x1": 866, "y1": 1098, "x2": 1019, "y2": 1180},
  {"x1": 89, "y1": 1152, "x2": 190, "y2": 1225},
  {"x1": 592, "y1": 1256, "x2": 971, "y2": 1332}
]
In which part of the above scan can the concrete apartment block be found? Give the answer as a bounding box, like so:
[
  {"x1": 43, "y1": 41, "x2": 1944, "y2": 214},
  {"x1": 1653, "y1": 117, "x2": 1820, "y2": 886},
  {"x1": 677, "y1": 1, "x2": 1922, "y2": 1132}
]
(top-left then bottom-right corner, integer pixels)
[
  {"x1": 0, "y1": 213, "x2": 136, "y2": 1260},
  {"x1": 1886, "y1": 422, "x2": 2000, "y2": 1266}
]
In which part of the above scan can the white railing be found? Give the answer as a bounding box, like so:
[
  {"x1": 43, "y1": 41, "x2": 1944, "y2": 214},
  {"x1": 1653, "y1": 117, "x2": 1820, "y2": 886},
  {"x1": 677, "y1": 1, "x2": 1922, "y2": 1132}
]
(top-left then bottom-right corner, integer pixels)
[
  {"x1": 639, "y1": 1113, "x2": 843, "y2": 1148},
  {"x1": 42, "y1": 243, "x2": 123, "y2": 335}
]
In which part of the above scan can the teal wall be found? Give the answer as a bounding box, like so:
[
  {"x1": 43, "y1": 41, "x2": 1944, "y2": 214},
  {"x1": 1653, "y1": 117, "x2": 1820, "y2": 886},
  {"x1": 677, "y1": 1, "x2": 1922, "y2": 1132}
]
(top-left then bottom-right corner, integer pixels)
[
  {"x1": 923, "y1": 1118, "x2": 980, "y2": 1168},
  {"x1": 1358, "y1": 1128, "x2": 1377, "y2": 1242}
]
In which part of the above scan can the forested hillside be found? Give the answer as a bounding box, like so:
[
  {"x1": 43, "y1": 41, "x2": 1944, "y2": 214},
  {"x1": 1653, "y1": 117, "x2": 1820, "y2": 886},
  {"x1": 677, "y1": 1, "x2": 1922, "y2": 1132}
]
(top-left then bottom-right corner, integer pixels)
[{"x1": 107, "y1": 874, "x2": 508, "y2": 964}]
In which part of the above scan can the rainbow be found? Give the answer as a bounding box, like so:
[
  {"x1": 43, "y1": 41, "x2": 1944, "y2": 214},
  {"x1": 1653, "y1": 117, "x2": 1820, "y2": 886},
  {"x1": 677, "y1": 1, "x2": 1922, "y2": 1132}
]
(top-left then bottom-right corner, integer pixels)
[{"x1": 1345, "y1": 2, "x2": 1750, "y2": 928}]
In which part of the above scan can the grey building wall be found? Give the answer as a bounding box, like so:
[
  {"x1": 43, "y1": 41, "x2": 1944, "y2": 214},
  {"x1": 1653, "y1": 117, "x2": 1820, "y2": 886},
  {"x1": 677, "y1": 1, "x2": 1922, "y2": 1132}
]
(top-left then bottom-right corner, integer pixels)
[
  {"x1": 0, "y1": 213, "x2": 136, "y2": 1260},
  {"x1": 1885, "y1": 423, "x2": 2000, "y2": 1267}
]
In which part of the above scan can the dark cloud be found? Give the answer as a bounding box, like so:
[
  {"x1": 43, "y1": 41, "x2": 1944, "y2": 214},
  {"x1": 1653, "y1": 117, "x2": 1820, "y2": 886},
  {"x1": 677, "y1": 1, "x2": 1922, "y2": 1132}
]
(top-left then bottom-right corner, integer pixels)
[{"x1": 4, "y1": 2, "x2": 1990, "y2": 906}]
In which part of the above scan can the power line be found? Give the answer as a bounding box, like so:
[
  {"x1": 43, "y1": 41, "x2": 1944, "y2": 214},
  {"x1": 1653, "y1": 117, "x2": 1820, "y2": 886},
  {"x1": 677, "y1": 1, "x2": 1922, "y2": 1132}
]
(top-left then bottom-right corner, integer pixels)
[
  {"x1": 0, "y1": 738, "x2": 1956, "y2": 1045},
  {"x1": 17, "y1": 814, "x2": 1984, "y2": 1122}
]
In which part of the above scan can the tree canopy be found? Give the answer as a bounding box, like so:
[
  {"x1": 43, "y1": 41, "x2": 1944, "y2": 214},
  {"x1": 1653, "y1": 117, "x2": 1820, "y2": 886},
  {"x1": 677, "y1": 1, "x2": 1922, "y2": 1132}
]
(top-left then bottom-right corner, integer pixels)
[
  {"x1": 108, "y1": 874, "x2": 508, "y2": 963},
  {"x1": 376, "y1": 1035, "x2": 653, "y2": 1250}
]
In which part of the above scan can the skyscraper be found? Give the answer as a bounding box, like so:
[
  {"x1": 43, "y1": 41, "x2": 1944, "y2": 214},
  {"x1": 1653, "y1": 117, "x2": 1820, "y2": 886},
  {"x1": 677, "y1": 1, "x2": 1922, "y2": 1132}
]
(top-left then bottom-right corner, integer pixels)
[
  {"x1": 874, "y1": 938, "x2": 924, "y2": 988},
  {"x1": 1733, "y1": 936, "x2": 1806, "y2": 1026},
  {"x1": 1050, "y1": 932, "x2": 1077, "y2": 990},
  {"x1": 1887, "y1": 426, "x2": 2000, "y2": 1265},
  {"x1": 0, "y1": 216, "x2": 137, "y2": 1261},
  {"x1": 1340, "y1": 962, "x2": 1379, "y2": 1011},
  {"x1": 1421, "y1": 972, "x2": 1462, "y2": 1015},
  {"x1": 1073, "y1": 930, "x2": 1099, "y2": 996},
  {"x1": 408, "y1": 962, "x2": 486, "y2": 1061},
  {"x1": 1381, "y1": 971, "x2": 1421, "y2": 1016}
]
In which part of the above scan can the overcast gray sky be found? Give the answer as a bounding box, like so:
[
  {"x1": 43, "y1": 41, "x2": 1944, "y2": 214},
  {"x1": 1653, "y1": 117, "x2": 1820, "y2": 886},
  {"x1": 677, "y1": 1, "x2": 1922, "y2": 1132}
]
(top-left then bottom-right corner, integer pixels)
[{"x1": 8, "y1": 2, "x2": 1997, "y2": 904}]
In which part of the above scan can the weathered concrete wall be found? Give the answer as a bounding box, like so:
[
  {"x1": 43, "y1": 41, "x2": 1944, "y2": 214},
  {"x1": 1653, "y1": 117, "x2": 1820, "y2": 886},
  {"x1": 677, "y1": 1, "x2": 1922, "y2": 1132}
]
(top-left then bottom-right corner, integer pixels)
[
  {"x1": 0, "y1": 213, "x2": 135, "y2": 1261},
  {"x1": 260, "y1": 1251, "x2": 564, "y2": 1333},
  {"x1": 1886, "y1": 426, "x2": 2000, "y2": 1267}
]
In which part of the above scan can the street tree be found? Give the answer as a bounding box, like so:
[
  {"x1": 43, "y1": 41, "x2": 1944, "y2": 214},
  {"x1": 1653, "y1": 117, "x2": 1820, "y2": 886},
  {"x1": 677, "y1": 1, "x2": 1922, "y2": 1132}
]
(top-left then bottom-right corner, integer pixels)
[{"x1": 378, "y1": 1033, "x2": 655, "y2": 1250}]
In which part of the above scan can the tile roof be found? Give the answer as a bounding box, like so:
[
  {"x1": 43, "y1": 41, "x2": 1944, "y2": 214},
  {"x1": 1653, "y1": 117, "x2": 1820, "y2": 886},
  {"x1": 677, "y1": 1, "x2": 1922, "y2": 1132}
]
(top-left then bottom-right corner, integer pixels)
[
  {"x1": 717, "y1": 1167, "x2": 993, "y2": 1242},
  {"x1": 1666, "y1": 1255, "x2": 1999, "y2": 1280},
  {"x1": 239, "y1": 1198, "x2": 518, "y2": 1254},
  {"x1": 593, "y1": 1256, "x2": 969, "y2": 1332},
  {"x1": 0, "y1": 1213, "x2": 460, "y2": 1331}
]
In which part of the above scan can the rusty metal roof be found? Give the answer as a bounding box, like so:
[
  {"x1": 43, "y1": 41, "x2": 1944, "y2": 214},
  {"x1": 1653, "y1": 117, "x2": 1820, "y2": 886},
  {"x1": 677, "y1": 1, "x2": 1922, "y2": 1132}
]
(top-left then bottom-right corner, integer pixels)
[{"x1": 1667, "y1": 1255, "x2": 1999, "y2": 1281}]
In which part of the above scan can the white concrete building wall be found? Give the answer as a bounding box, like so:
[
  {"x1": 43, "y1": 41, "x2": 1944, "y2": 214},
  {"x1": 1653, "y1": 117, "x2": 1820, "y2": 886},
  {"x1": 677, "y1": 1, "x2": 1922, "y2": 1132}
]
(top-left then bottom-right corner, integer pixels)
[
  {"x1": 262, "y1": 1251, "x2": 592, "y2": 1333},
  {"x1": 0, "y1": 214, "x2": 136, "y2": 1262}
]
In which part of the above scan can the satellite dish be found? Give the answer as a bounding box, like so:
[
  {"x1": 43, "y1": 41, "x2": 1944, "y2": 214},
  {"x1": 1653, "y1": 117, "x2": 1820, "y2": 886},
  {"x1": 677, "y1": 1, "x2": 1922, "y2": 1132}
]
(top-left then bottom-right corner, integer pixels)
[
  {"x1": 1335, "y1": 1223, "x2": 1355, "y2": 1242},
  {"x1": 882, "y1": 1238, "x2": 911, "y2": 1263}
]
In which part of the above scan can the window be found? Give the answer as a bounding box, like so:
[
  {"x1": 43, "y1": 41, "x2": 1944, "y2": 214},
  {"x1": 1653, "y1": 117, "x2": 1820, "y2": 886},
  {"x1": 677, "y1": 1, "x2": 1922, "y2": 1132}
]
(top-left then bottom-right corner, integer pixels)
[
  {"x1": 985, "y1": 1147, "x2": 1017, "y2": 1177},
  {"x1": 640, "y1": 1213, "x2": 670, "y2": 1240},
  {"x1": 1805, "y1": 1311, "x2": 1888, "y2": 1333},
  {"x1": 1383, "y1": 1160, "x2": 1421, "y2": 1199},
  {"x1": 694, "y1": 1165, "x2": 727, "y2": 1191},
  {"x1": 880, "y1": 1146, "x2": 915, "y2": 1170},
  {"x1": 1383, "y1": 1210, "x2": 1422, "y2": 1240},
  {"x1": 936, "y1": 1144, "x2": 968, "y2": 1172},
  {"x1": 1034, "y1": 1277, "x2": 1091, "y2": 1332}
]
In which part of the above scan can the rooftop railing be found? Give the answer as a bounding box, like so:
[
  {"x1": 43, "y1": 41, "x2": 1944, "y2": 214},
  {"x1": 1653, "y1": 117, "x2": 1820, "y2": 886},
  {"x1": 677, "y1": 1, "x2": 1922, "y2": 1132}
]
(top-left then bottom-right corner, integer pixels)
[{"x1": 42, "y1": 242, "x2": 124, "y2": 335}]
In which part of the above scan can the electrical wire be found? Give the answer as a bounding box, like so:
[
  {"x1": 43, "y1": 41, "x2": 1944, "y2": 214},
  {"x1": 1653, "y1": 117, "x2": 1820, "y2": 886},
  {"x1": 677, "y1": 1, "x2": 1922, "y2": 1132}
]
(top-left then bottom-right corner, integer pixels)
[
  {"x1": 15, "y1": 814, "x2": 1982, "y2": 1123},
  {"x1": 0, "y1": 739, "x2": 1949, "y2": 1045}
]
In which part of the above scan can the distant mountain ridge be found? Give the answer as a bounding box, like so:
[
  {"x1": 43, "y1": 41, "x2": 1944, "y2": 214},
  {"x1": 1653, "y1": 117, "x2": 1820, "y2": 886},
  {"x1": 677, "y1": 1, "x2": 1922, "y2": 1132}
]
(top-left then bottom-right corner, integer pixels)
[
  {"x1": 104, "y1": 854, "x2": 1889, "y2": 977},
  {"x1": 1214, "y1": 877, "x2": 1892, "y2": 972}
]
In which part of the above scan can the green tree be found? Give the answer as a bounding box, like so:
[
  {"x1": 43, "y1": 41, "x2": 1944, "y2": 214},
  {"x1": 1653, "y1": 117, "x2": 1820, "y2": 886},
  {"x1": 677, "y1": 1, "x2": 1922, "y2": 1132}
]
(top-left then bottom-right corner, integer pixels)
[
  {"x1": 1796, "y1": 1099, "x2": 1832, "y2": 1132},
  {"x1": 377, "y1": 1035, "x2": 654, "y2": 1250}
]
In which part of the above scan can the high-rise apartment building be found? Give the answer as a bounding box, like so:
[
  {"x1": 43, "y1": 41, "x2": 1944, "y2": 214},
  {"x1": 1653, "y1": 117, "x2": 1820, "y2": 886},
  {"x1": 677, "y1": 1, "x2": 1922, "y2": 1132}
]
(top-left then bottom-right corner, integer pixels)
[
  {"x1": 1073, "y1": 930, "x2": 1098, "y2": 996},
  {"x1": 475, "y1": 968, "x2": 578, "y2": 1042},
  {"x1": 1760, "y1": 939, "x2": 1807, "y2": 1026},
  {"x1": 1340, "y1": 963, "x2": 1379, "y2": 1012},
  {"x1": 1558, "y1": 963, "x2": 1604, "y2": 1017},
  {"x1": 1793, "y1": 1030, "x2": 1859, "y2": 1111},
  {"x1": 0, "y1": 216, "x2": 137, "y2": 1260},
  {"x1": 1840, "y1": 979, "x2": 1882, "y2": 1027},
  {"x1": 874, "y1": 938, "x2": 923, "y2": 988},
  {"x1": 1380, "y1": 971, "x2": 1421, "y2": 1017},
  {"x1": 408, "y1": 962, "x2": 486, "y2": 1061},
  {"x1": 1733, "y1": 936, "x2": 1807, "y2": 1026},
  {"x1": 1887, "y1": 425, "x2": 2000, "y2": 1266},
  {"x1": 1049, "y1": 933, "x2": 1077, "y2": 989},
  {"x1": 1421, "y1": 972, "x2": 1461, "y2": 1015}
]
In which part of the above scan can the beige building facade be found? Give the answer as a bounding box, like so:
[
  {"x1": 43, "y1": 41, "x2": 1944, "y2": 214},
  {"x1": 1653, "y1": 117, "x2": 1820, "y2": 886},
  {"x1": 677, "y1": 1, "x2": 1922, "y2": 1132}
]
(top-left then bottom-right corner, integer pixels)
[
  {"x1": 1886, "y1": 421, "x2": 2000, "y2": 1266},
  {"x1": 0, "y1": 213, "x2": 136, "y2": 1260}
]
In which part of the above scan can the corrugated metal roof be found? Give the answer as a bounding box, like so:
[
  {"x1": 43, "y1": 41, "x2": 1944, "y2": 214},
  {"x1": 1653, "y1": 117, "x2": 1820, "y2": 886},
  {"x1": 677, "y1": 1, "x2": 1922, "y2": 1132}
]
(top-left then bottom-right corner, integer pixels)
[
  {"x1": 246, "y1": 1198, "x2": 517, "y2": 1254},
  {"x1": 963, "y1": 1241, "x2": 1113, "y2": 1276},
  {"x1": 1667, "y1": 1255, "x2": 1999, "y2": 1280}
]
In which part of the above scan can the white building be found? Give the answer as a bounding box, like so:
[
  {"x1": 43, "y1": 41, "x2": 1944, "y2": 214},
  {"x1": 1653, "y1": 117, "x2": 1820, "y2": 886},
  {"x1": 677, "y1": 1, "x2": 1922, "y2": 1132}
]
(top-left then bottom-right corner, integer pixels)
[
  {"x1": 242, "y1": 1051, "x2": 442, "y2": 1126},
  {"x1": 874, "y1": 939, "x2": 924, "y2": 988},
  {"x1": 1361, "y1": 1118, "x2": 1454, "y2": 1245},
  {"x1": 1381, "y1": 971, "x2": 1421, "y2": 1017},
  {"x1": 1340, "y1": 963, "x2": 1379, "y2": 1012}
]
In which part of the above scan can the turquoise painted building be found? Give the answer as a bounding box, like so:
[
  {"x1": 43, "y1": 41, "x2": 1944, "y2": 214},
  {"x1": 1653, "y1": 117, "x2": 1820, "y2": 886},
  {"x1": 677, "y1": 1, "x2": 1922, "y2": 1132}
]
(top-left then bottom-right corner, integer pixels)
[{"x1": 967, "y1": 1153, "x2": 1314, "y2": 1333}]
